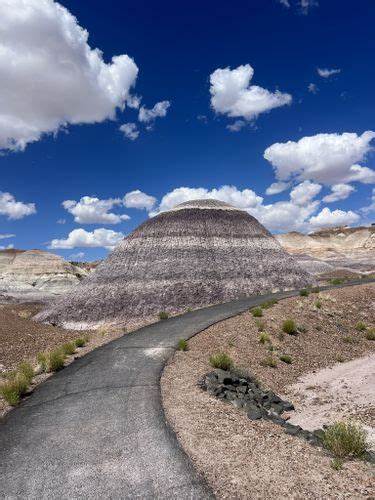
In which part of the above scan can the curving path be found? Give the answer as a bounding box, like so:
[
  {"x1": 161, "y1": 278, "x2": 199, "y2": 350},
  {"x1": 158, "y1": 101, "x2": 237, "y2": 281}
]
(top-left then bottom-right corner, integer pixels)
[{"x1": 1, "y1": 281, "x2": 373, "y2": 499}]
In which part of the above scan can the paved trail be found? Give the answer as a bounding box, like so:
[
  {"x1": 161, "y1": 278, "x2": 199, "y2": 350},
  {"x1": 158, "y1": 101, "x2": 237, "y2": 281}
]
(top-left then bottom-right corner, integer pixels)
[{"x1": 1, "y1": 282, "x2": 372, "y2": 499}]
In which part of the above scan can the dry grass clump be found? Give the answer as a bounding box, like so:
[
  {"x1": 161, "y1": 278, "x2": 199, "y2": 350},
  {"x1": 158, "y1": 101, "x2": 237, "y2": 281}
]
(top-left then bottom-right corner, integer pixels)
[
  {"x1": 60, "y1": 342, "x2": 76, "y2": 356},
  {"x1": 260, "y1": 355, "x2": 277, "y2": 368},
  {"x1": 0, "y1": 361, "x2": 34, "y2": 406},
  {"x1": 255, "y1": 319, "x2": 266, "y2": 331},
  {"x1": 250, "y1": 307, "x2": 263, "y2": 317},
  {"x1": 356, "y1": 321, "x2": 367, "y2": 332},
  {"x1": 299, "y1": 289, "x2": 309, "y2": 297},
  {"x1": 177, "y1": 339, "x2": 189, "y2": 351},
  {"x1": 365, "y1": 328, "x2": 375, "y2": 341},
  {"x1": 315, "y1": 299, "x2": 322, "y2": 309},
  {"x1": 323, "y1": 421, "x2": 368, "y2": 462},
  {"x1": 342, "y1": 335, "x2": 355, "y2": 344},
  {"x1": 17, "y1": 309, "x2": 33, "y2": 320},
  {"x1": 37, "y1": 350, "x2": 65, "y2": 373},
  {"x1": 261, "y1": 298, "x2": 278, "y2": 309},
  {"x1": 158, "y1": 311, "x2": 169, "y2": 320},
  {"x1": 75, "y1": 336, "x2": 89, "y2": 347},
  {"x1": 311, "y1": 286, "x2": 320, "y2": 293},
  {"x1": 258, "y1": 332, "x2": 270, "y2": 344},
  {"x1": 279, "y1": 354, "x2": 292, "y2": 364},
  {"x1": 209, "y1": 352, "x2": 233, "y2": 371}
]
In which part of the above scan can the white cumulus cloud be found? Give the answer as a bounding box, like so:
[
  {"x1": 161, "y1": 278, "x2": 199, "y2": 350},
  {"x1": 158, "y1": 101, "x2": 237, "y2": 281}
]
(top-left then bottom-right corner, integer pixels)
[
  {"x1": 226, "y1": 120, "x2": 246, "y2": 132},
  {"x1": 265, "y1": 182, "x2": 289, "y2": 195},
  {"x1": 49, "y1": 228, "x2": 124, "y2": 250},
  {"x1": 123, "y1": 190, "x2": 156, "y2": 210},
  {"x1": 317, "y1": 67, "x2": 341, "y2": 78},
  {"x1": 0, "y1": 191, "x2": 36, "y2": 220},
  {"x1": 0, "y1": 233, "x2": 15, "y2": 240},
  {"x1": 0, "y1": 0, "x2": 138, "y2": 152},
  {"x1": 264, "y1": 131, "x2": 375, "y2": 185},
  {"x1": 290, "y1": 181, "x2": 322, "y2": 206},
  {"x1": 309, "y1": 207, "x2": 359, "y2": 228},
  {"x1": 120, "y1": 123, "x2": 139, "y2": 141},
  {"x1": 209, "y1": 64, "x2": 292, "y2": 122},
  {"x1": 138, "y1": 101, "x2": 171, "y2": 123},
  {"x1": 322, "y1": 184, "x2": 356, "y2": 203},
  {"x1": 62, "y1": 196, "x2": 130, "y2": 224},
  {"x1": 308, "y1": 83, "x2": 318, "y2": 94}
]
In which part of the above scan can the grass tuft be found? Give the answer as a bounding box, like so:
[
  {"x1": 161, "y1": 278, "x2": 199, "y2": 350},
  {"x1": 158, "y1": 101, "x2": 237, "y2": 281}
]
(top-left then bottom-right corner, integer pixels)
[
  {"x1": 158, "y1": 311, "x2": 169, "y2": 320},
  {"x1": 250, "y1": 307, "x2": 263, "y2": 317},
  {"x1": 315, "y1": 299, "x2": 322, "y2": 309},
  {"x1": 255, "y1": 319, "x2": 266, "y2": 332},
  {"x1": 177, "y1": 339, "x2": 189, "y2": 351},
  {"x1": 279, "y1": 354, "x2": 292, "y2": 364},
  {"x1": 355, "y1": 321, "x2": 367, "y2": 332},
  {"x1": 342, "y1": 336, "x2": 354, "y2": 344},
  {"x1": 311, "y1": 286, "x2": 320, "y2": 293},
  {"x1": 258, "y1": 332, "x2": 270, "y2": 344},
  {"x1": 261, "y1": 298, "x2": 278, "y2": 309},
  {"x1": 75, "y1": 336, "x2": 88, "y2": 348},
  {"x1": 260, "y1": 356, "x2": 277, "y2": 368},
  {"x1": 209, "y1": 352, "x2": 233, "y2": 371},
  {"x1": 323, "y1": 421, "x2": 368, "y2": 460},
  {"x1": 282, "y1": 319, "x2": 298, "y2": 335},
  {"x1": 48, "y1": 351, "x2": 65, "y2": 372},
  {"x1": 335, "y1": 354, "x2": 346, "y2": 363},
  {"x1": 0, "y1": 373, "x2": 30, "y2": 406},
  {"x1": 299, "y1": 289, "x2": 309, "y2": 297},
  {"x1": 365, "y1": 329, "x2": 375, "y2": 341},
  {"x1": 17, "y1": 309, "x2": 33, "y2": 319},
  {"x1": 330, "y1": 277, "x2": 345, "y2": 285},
  {"x1": 61, "y1": 342, "x2": 76, "y2": 356},
  {"x1": 18, "y1": 361, "x2": 34, "y2": 383}
]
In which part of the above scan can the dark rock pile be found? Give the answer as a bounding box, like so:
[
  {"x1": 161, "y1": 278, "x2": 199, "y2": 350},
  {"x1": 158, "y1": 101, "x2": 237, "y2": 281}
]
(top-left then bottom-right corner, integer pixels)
[{"x1": 202, "y1": 370, "x2": 324, "y2": 446}]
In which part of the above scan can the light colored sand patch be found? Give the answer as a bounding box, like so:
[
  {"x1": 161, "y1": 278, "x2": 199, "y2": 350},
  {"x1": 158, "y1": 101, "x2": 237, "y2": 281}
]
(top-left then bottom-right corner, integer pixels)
[
  {"x1": 143, "y1": 347, "x2": 170, "y2": 360},
  {"x1": 286, "y1": 354, "x2": 375, "y2": 449}
]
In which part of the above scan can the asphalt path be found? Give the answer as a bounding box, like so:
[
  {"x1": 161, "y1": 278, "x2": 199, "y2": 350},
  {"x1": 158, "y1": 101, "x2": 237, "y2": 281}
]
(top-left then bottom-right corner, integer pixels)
[{"x1": 1, "y1": 280, "x2": 373, "y2": 499}]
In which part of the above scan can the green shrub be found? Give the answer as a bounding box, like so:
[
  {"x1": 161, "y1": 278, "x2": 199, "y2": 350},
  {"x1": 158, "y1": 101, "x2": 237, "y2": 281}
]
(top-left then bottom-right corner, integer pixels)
[
  {"x1": 209, "y1": 352, "x2": 233, "y2": 371},
  {"x1": 260, "y1": 356, "x2": 277, "y2": 368},
  {"x1": 0, "y1": 373, "x2": 30, "y2": 406},
  {"x1": 158, "y1": 311, "x2": 169, "y2": 320},
  {"x1": 258, "y1": 332, "x2": 270, "y2": 344},
  {"x1": 261, "y1": 298, "x2": 278, "y2": 309},
  {"x1": 177, "y1": 339, "x2": 188, "y2": 351},
  {"x1": 251, "y1": 307, "x2": 263, "y2": 317},
  {"x1": 279, "y1": 354, "x2": 292, "y2": 364},
  {"x1": 315, "y1": 300, "x2": 322, "y2": 309},
  {"x1": 18, "y1": 361, "x2": 34, "y2": 383},
  {"x1": 61, "y1": 342, "x2": 76, "y2": 356},
  {"x1": 342, "y1": 336, "x2": 354, "y2": 344},
  {"x1": 356, "y1": 321, "x2": 367, "y2": 332},
  {"x1": 282, "y1": 319, "x2": 298, "y2": 335},
  {"x1": 365, "y1": 329, "x2": 375, "y2": 341},
  {"x1": 330, "y1": 278, "x2": 345, "y2": 285},
  {"x1": 75, "y1": 337, "x2": 88, "y2": 348},
  {"x1": 48, "y1": 351, "x2": 65, "y2": 372},
  {"x1": 323, "y1": 421, "x2": 368, "y2": 459},
  {"x1": 299, "y1": 289, "x2": 309, "y2": 297},
  {"x1": 255, "y1": 319, "x2": 266, "y2": 331},
  {"x1": 335, "y1": 354, "x2": 345, "y2": 363},
  {"x1": 311, "y1": 286, "x2": 320, "y2": 293}
]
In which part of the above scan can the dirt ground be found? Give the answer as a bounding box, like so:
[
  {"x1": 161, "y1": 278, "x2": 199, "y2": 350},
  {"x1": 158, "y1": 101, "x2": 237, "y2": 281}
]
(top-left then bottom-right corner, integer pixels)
[{"x1": 161, "y1": 284, "x2": 375, "y2": 499}]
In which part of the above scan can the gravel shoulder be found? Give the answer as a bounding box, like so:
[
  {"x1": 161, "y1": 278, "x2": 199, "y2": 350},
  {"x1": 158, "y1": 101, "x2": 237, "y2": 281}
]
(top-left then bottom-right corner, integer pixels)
[{"x1": 161, "y1": 284, "x2": 375, "y2": 499}]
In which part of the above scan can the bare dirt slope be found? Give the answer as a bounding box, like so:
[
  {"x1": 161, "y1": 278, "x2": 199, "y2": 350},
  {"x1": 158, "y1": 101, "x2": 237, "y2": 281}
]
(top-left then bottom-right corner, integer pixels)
[{"x1": 161, "y1": 284, "x2": 375, "y2": 499}]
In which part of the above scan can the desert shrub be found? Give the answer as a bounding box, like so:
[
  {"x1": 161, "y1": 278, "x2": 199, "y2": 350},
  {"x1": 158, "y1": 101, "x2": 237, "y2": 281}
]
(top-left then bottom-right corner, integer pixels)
[
  {"x1": 311, "y1": 286, "x2": 320, "y2": 293},
  {"x1": 37, "y1": 352, "x2": 48, "y2": 372},
  {"x1": 251, "y1": 307, "x2": 263, "y2": 317},
  {"x1": 331, "y1": 457, "x2": 344, "y2": 470},
  {"x1": 299, "y1": 289, "x2": 309, "y2": 297},
  {"x1": 365, "y1": 329, "x2": 375, "y2": 341},
  {"x1": 335, "y1": 354, "x2": 345, "y2": 363},
  {"x1": 279, "y1": 354, "x2": 292, "y2": 364},
  {"x1": 209, "y1": 352, "x2": 233, "y2": 371},
  {"x1": 315, "y1": 299, "x2": 322, "y2": 309},
  {"x1": 48, "y1": 351, "x2": 65, "y2": 372},
  {"x1": 282, "y1": 319, "x2": 298, "y2": 335},
  {"x1": 17, "y1": 309, "x2": 33, "y2": 319},
  {"x1": 61, "y1": 342, "x2": 76, "y2": 356},
  {"x1": 261, "y1": 298, "x2": 278, "y2": 309},
  {"x1": 342, "y1": 336, "x2": 354, "y2": 344},
  {"x1": 258, "y1": 333, "x2": 270, "y2": 344},
  {"x1": 330, "y1": 278, "x2": 345, "y2": 285},
  {"x1": 158, "y1": 311, "x2": 169, "y2": 320},
  {"x1": 356, "y1": 321, "x2": 367, "y2": 331},
  {"x1": 255, "y1": 319, "x2": 266, "y2": 331},
  {"x1": 260, "y1": 356, "x2": 277, "y2": 368},
  {"x1": 75, "y1": 337, "x2": 88, "y2": 348},
  {"x1": 0, "y1": 373, "x2": 30, "y2": 406},
  {"x1": 18, "y1": 361, "x2": 34, "y2": 383},
  {"x1": 177, "y1": 339, "x2": 188, "y2": 351},
  {"x1": 323, "y1": 421, "x2": 368, "y2": 459}
]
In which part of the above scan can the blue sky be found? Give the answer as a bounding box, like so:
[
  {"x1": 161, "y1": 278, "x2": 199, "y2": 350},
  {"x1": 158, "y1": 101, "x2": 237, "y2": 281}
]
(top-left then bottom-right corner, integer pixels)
[{"x1": 0, "y1": 0, "x2": 374, "y2": 261}]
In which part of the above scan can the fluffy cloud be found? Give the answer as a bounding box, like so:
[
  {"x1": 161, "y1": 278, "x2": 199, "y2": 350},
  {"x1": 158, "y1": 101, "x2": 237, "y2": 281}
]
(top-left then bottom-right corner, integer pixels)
[
  {"x1": 317, "y1": 67, "x2": 341, "y2": 78},
  {"x1": 226, "y1": 120, "x2": 246, "y2": 132},
  {"x1": 264, "y1": 131, "x2": 375, "y2": 185},
  {"x1": 123, "y1": 190, "x2": 156, "y2": 210},
  {"x1": 138, "y1": 101, "x2": 171, "y2": 123},
  {"x1": 62, "y1": 196, "x2": 130, "y2": 224},
  {"x1": 278, "y1": 0, "x2": 290, "y2": 7},
  {"x1": 309, "y1": 207, "x2": 359, "y2": 228},
  {"x1": 0, "y1": 0, "x2": 138, "y2": 152},
  {"x1": 49, "y1": 228, "x2": 124, "y2": 250},
  {"x1": 120, "y1": 123, "x2": 139, "y2": 141},
  {"x1": 361, "y1": 188, "x2": 375, "y2": 214},
  {"x1": 150, "y1": 185, "x2": 263, "y2": 217},
  {"x1": 308, "y1": 83, "x2": 318, "y2": 94},
  {"x1": 0, "y1": 191, "x2": 36, "y2": 220},
  {"x1": 289, "y1": 181, "x2": 322, "y2": 206},
  {"x1": 322, "y1": 184, "x2": 355, "y2": 203},
  {"x1": 300, "y1": 0, "x2": 318, "y2": 14},
  {"x1": 265, "y1": 182, "x2": 289, "y2": 195},
  {"x1": 68, "y1": 252, "x2": 85, "y2": 260},
  {"x1": 209, "y1": 65, "x2": 292, "y2": 122},
  {"x1": 0, "y1": 234, "x2": 15, "y2": 240},
  {"x1": 0, "y1": 244, "x2": 14, "y2": 250}
]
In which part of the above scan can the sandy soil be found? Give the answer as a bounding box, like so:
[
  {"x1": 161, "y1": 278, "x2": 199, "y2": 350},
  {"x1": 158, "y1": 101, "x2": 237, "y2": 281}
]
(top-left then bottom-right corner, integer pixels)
[{"x1": 161, "y1": 284, "x2": 375, "y2": 499}]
